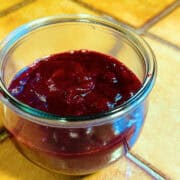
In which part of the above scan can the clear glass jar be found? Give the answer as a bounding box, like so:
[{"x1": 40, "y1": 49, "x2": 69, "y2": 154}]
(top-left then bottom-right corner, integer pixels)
[{"x1": 0, "y1": 14, "x2": 156, "y2": 175}]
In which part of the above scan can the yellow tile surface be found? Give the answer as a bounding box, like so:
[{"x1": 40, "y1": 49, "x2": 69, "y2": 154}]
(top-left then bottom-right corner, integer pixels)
[
  {"x1": 0, "y1": 0, "x2": 96, "y2": 40},
  {"x1": 132, "y1": 36, "x2": 180, "y2": 180},
  {"x1": 149, "y1": 8, "x2": 180, "y2": 46},
  {"x1": 79, "y1": 0, "x2": 175, "y2": 27},
  {"x1": 0, "y1": 139, "x2": 152, "y2": 180},
  {"x1": 0, "y1": 0, "x2": 22, "y2": 12}
]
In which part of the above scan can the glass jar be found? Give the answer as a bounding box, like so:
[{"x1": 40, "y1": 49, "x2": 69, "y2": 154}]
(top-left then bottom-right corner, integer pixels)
[{"x1": 0, "y1": 14, "x2": 156, "y2": 175}]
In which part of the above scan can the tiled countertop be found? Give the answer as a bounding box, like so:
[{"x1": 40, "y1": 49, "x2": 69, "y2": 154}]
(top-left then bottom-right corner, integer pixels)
[{"x1": 0, "y1": 0, "x2": 179, "y2": 179}]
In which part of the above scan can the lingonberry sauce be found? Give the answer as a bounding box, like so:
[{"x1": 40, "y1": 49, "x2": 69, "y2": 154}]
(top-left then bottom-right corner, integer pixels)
[
  {"x1": 8, "y1": 50, "x2": 143, "y2": 175},
  {"x1": 9, "y1": 50, "x2": 141, "y2": 116}
]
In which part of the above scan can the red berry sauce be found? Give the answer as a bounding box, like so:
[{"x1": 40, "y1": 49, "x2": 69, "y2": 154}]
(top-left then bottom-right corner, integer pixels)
[
  {"x1": 9, "y1": 50, "x2": 141, "y2": 116},
  {"x1": 7, "y1": 50, "x2": 144, "y2": 175}
]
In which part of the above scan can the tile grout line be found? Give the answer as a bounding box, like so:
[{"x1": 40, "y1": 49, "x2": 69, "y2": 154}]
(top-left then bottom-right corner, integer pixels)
[
  {"x1": 126, "y1": 152, "x2": 170, "y2": 180},
  {"x1": 0, "y1": 0, "x2": 36, "y2": 17},
  {"x1": 71, "y1": 0, "x2": 135, "y2": 29},
  {"x1": 73, "y1": 0, "x2": 179, "y2": 50},
  {"x1": 98, "y1": 15, "x2": 180, "y2": 51},
  {"x1": 144, "y1": 32, "x2": 180, "y2": 51},
  {"x1": 73, "y1": 0, "x2": 179, "y2": 34},
  {"x1": 137, "y1": 0, "x2": 179, "y2": 34}
]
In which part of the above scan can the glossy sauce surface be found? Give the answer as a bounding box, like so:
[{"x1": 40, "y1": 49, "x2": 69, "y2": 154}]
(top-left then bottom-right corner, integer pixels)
[
  {"x1": 9, "y1": 50, "x2": 141, "y2": 117},
  {"x1": 7, "y1": 50, "x2": 143, "y2": 175}
]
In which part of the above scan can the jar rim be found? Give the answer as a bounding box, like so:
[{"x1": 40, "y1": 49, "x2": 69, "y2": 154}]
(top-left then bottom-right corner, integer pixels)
[{"x1": 0, "y1": 14, "x2": 157, "y2": 127}]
